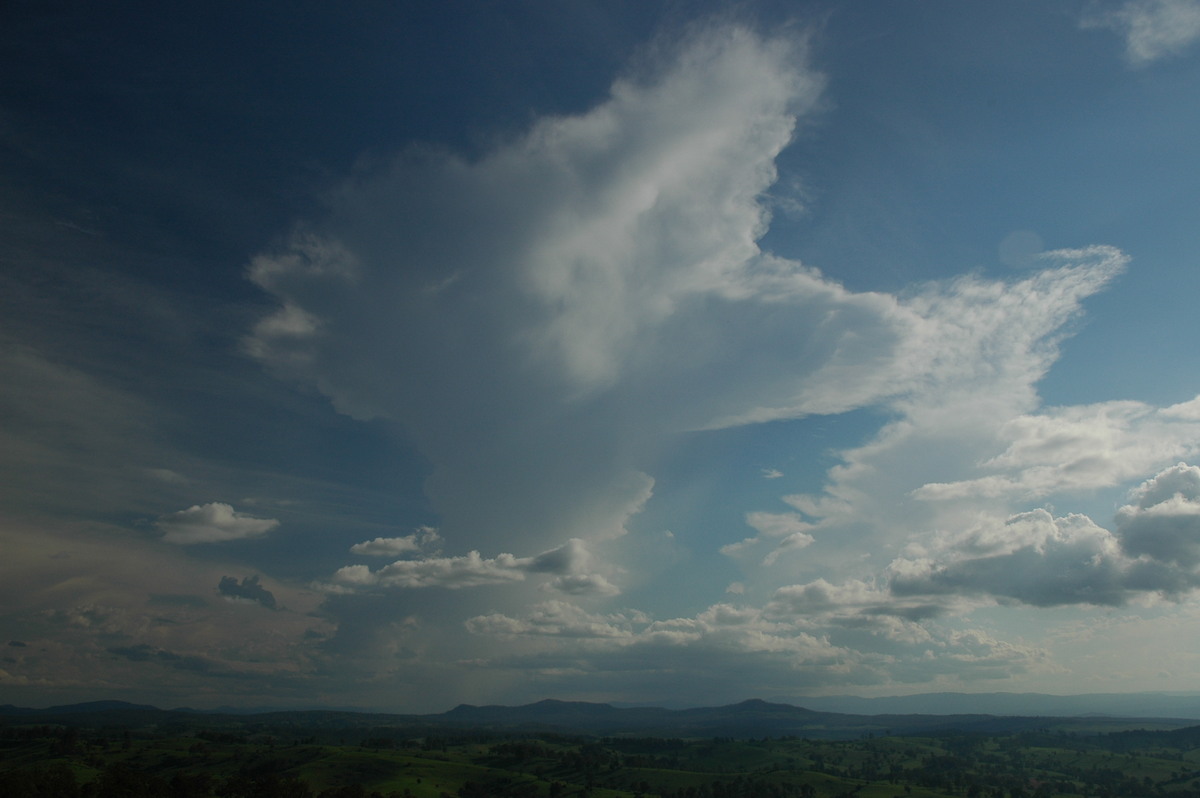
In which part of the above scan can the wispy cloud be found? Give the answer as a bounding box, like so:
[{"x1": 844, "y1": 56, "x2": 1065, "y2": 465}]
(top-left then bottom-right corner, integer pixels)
[{"x1": 1083, "y1": 0, "x2": 1200, "y2": 64}]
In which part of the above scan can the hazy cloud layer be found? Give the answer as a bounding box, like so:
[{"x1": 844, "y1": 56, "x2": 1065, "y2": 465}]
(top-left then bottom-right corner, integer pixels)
[{"x1": 464, "y1": 599, "x2": 1048, "y2": 700}]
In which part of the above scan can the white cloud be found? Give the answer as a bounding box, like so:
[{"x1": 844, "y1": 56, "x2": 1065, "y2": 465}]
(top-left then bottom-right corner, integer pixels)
[
  {"x1": 545, "y1": 573, "x2": 621, "y2": 597},
  {"x1": 330, "y1": 537, "x2": 616, "y2": 594},
  {"x1": 156, "y1": 502, "x2": 280, "y2": 544},
  {"x1": 770, "y1": 578, "x2": 889, "y2": 615},
  {"x1": 244, "y1": 26, "x2": 831, "y2": 561},
  {"x1": 468, "y1": 599, "x2": 841, "y2": 660},
  {"x1": 349, "y1": 526, "x2": 441, "y2": 557},
  {"x1": 465, "y1": 597, "x2": 1050, "y2": 697},
  {"x1": 1116, "y1": 463, "x2": 1200, "y2": 567},
  {"x1": 466, "y1": 601, "x2": 634, "y2": 638},
  {"x1": 1083, "y1": 0, "x2": 1200, "y2": 65},
  {"x1": 721, "y1": 511, "x2": 815, "y2": 562},
  {"x1": 888, "y1": 510, "x2": 1133, "y2": 608},
  {"x1": 879, "y1": 464, "x2": 1200, "y2": 609},
  {"x1": 333, "y1": 551, "x2": 531, "y2": 590},
  {"x1": 913, "y1": 398, "x2": 1200, "y2": 502},
  {"x1": 746, "y1": 511, "x2": 814, "y2": 540}
]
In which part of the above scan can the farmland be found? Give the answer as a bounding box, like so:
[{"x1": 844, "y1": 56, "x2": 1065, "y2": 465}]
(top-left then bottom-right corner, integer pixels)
[{"x1": 5, "y1": 702, "x2": 1200, "y2": 797}]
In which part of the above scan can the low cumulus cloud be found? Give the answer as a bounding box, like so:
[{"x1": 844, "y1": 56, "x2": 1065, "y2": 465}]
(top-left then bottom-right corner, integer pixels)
[
  {"x1": 883, "y1": 463, "x2": 1200, "y2": 609},
  {"x1": 330, "y1": 538, "x2": 616, "y2": 595},
  {"x1": 349, "y1": 526, "x2": 442, "y2": 557},
  {"x1": 1083, "y1": 0, "x2": 1200, "y2": 64},
  {"x1": 218, "y1": 575, "x2": 278, "y2": 609},
  {"x1": 888, "y1": 510, "x2": 1132, "y2": 608},
  {"x1": 1116, "y1": 462, "x2": 1200, "y2": 567},
  {"x1": 157, "y1": 503, "x2": 279, "y2": 544}
]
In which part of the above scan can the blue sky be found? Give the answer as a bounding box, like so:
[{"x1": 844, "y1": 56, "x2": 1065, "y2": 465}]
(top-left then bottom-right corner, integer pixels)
[{"x1": 4, "y1": 0, "x2": 1200, "y2": 712}]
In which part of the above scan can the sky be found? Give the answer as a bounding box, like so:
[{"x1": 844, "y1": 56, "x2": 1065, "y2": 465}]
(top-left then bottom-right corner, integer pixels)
[{"x1": 3, "y1": 0, "x2": 1200, "y2": 713}]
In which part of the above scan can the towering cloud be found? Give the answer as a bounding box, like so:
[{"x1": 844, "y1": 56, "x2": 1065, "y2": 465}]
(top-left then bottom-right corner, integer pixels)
[{"x1": 245, "y1": 27, "x2": 1126, "y2": 581}]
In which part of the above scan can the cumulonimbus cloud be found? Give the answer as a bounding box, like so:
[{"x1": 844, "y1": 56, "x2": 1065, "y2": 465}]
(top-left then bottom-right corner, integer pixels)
[{"x1": 245, "y1": 24, "x2": 1128, "y2": 582}]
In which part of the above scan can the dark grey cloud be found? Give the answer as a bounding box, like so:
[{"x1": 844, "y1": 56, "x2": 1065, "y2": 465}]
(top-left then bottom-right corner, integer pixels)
[
  {"x1": 218, "y1": 575, "x2": 277, "y2": 609},
  {"x1": 107, "y1": 644, "x2": 214, "y2": 673}
]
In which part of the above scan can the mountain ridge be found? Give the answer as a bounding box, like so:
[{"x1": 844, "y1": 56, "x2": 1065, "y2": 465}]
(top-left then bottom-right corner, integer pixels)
[{"x1": 4, "y1": 693, "x2": 1199, "y2": 739}]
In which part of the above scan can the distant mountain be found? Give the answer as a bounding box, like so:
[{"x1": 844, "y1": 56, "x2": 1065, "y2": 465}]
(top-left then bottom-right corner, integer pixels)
[
  {"x1": 0, "y1": 700, "x2": 160, "y2": 716},
  {"x1": 2, "y1": 695, "x2": 1197, "y2": 738},
  {"x1": 438, "y1": 698, "x2": 829, "y2": 736},
  {"x1": 789, "y1": 692, "x2": 1200, "y2": 720}
]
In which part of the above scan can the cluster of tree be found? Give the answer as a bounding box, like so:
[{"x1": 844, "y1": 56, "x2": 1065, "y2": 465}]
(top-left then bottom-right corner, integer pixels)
[
  {"x1": 0, "y1": 761, "x2": 419, "y2": 798},
  {"x1": 653, "y1": 777, "x2": 817, "y2": 798},
  {"x1": 12, "y1": 714, "x2": 1200, "y2": 798}
]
